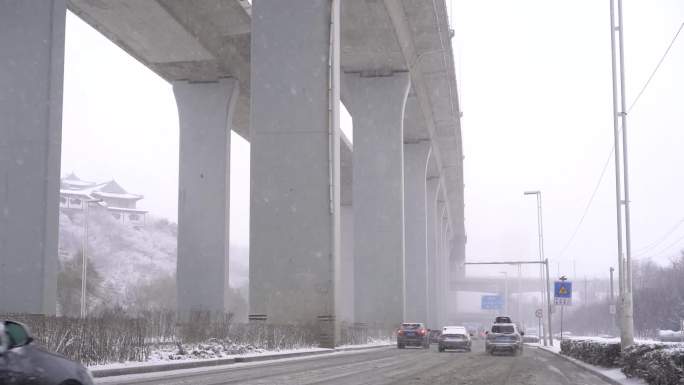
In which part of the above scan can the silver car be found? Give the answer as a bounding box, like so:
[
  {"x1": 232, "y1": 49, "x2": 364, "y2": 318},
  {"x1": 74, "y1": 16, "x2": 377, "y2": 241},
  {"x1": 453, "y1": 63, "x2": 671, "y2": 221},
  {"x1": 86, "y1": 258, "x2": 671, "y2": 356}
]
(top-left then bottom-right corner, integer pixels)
[
  {"x1": 438, "y1": 331, "x2": 471, "y2": 352},
  {"x1": 485, "y1": 323, "x2": 524, "y2": 355}
]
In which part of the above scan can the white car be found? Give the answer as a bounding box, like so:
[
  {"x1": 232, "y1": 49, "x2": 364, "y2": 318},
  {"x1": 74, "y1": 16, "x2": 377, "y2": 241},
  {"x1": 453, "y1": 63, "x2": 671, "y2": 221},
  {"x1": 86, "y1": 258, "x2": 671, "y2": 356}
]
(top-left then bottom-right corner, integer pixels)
[
  {"x1": 442, "y1": 325, "x2": 468, "y2": 335},
  {"x1": 439, "y1": 327, "x2": 472, "y2": 352}
]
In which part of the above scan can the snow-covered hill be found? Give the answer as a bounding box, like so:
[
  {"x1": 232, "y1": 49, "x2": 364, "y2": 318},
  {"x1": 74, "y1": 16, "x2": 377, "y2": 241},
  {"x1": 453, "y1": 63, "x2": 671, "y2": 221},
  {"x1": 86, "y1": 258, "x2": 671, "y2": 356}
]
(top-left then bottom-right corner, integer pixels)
[{"x1": 58, "y1": 208, "x2": 248, "y2": 315}]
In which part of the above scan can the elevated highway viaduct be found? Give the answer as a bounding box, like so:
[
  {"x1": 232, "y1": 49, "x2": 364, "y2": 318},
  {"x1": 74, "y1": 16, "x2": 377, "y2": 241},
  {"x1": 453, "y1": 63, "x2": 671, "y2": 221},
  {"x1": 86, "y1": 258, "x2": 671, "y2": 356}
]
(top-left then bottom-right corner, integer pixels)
[{"x1": 1, "y1": 0, "x2": 464, "y2": 346}]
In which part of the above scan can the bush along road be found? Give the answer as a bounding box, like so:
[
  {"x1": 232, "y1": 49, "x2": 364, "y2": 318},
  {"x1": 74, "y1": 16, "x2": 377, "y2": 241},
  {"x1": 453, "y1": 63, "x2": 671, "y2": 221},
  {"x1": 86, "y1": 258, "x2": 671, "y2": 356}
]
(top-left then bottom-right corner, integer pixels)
[{"x1": 560, "y1": 338, "x2": 684, "y2": 385}]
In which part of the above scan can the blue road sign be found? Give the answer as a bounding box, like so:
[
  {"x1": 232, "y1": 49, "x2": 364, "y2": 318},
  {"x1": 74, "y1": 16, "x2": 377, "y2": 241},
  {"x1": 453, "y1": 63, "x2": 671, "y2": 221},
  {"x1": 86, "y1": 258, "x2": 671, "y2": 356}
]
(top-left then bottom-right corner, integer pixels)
[
  {"x1": 554, "y1": 281, "x2": 572, "y2": 305},
  {"x1": 481, "y1": 295, "x2": 504, "y2": 310}
]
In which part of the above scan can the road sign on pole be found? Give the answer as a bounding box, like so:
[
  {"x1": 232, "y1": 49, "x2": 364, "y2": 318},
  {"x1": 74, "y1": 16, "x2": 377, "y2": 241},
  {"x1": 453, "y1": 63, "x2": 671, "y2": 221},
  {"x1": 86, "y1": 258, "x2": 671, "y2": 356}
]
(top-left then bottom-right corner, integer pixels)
[
  {"x1": 481, "y1": 295, "x2": 504, "y2": 310},
  {"x1": 535, "y1": 309, "x2": 543, "y2": 318},
  {"x1": 554, "y1": 280, "x2": 572, "y2": 305}
]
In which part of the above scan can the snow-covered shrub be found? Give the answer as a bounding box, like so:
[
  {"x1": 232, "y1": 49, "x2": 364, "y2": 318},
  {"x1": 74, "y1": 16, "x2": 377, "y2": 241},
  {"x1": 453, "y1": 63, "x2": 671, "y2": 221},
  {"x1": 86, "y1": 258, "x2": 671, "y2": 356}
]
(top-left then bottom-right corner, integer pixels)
[
  {"x1": 560, "y1": 338, "x2": 621, "y2": 367},
  {"x1": 339, "y1": 322, "x2": 394, "y2": 346},
  {"x1": 622, "y1": 343, "x2": 684, "y2": 385},
  {"x1": 2, "y1": 313, "x2": 148, "y2": 366}
]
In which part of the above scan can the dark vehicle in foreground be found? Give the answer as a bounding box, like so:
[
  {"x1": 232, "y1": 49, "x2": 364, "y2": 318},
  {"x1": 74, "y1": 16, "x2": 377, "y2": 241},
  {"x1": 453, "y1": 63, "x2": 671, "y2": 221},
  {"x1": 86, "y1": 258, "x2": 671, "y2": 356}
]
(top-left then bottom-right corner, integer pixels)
[
  {"x1": 429, "y1": 329, "x2": 441, "y2": 344},
  {"x1": 485, "y1": 323, "x2": 524, "y2": 355},
  {"x1": 438, "y1": 329, "x2": 471, "y2": 352},
  {"x1": 397, "y1": 323, "x2": 429, "y2": 349},
  {"x1": 0, "y1": 320, "x2": 94, "y2": 385}
]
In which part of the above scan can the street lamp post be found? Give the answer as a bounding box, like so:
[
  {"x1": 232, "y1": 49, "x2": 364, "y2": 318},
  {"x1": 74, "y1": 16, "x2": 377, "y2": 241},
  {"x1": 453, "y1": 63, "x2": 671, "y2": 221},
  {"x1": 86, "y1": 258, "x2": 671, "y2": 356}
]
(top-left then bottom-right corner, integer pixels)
[
  {"x1": 524, "y1": 190, "x2": 550, "y2": 346},
  {"x1": 80, "y1": 198, "x2": 102, "y2": 318},
  {"x1": 500, "y1": 272, "x2": 508, "y2": 315}
]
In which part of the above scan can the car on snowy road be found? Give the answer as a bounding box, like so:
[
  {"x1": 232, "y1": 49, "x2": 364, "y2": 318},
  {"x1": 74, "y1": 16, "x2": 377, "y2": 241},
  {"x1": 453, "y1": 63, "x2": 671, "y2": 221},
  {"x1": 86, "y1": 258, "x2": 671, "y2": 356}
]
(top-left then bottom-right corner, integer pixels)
[
  {"x1": 396, "y1": 323, "x2": 430, "y2": 349},
  {"x1": 485, "y1": 323, "x2": 524, "y2": 355},
  {"x1": 0, "y1": 320, "x2": 95, "y2": 385},
  {"x1": 438, "y1": 329, "x2": 471, "y2": 352},
  {"x1": 429, "y1": 329, "x2": 442, "y2": 344}
]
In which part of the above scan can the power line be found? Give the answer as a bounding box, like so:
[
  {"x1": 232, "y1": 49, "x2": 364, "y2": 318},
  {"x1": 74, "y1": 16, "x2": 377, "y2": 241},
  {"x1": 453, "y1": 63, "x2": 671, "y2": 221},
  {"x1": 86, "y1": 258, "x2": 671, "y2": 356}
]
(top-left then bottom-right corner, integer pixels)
[
  {"x1": 559, "y1": 20, "x2": 684, "y2": 257},
  {"x1": 558, "y1": 144, "x2": 615, "y2": 257},
  {"x1": 627, "y1": 21, "x2": 684, "y2": 114},
  {"x1": 634, "y1": 216, "x2": 684, "y2": 257},
  {"x1": 650, "y1": 231, "x2": 684, "y2": 259}
]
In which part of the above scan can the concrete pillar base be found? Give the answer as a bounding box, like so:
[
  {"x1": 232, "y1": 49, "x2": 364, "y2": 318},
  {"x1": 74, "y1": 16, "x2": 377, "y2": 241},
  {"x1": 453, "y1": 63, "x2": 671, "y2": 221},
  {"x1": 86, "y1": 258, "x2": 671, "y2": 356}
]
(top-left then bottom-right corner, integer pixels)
[{"x1": 173, "y1": 78, "x2": 238, "y2": 317}]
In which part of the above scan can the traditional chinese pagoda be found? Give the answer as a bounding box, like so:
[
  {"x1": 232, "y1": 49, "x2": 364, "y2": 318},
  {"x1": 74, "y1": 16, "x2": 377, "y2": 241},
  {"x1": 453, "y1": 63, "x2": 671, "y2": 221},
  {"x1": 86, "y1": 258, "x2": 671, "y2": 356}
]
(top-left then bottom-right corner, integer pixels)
[{"x1": 60, "y1": 173, "x2": 147, "y2": 226}]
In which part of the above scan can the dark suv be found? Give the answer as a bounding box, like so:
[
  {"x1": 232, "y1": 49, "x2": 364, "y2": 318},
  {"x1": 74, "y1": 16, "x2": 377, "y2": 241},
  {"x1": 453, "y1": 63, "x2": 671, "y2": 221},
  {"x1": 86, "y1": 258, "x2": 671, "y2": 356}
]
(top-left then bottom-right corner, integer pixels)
[
  {"x1": 1, "y1": 320, "x2": 95, "y2": 384},
  {"x1": 397, "y1": 323, "x2": 429, "y2": 349},
  {"x1": 429, "y1": 329, "x2": 442, "y2": 344}
]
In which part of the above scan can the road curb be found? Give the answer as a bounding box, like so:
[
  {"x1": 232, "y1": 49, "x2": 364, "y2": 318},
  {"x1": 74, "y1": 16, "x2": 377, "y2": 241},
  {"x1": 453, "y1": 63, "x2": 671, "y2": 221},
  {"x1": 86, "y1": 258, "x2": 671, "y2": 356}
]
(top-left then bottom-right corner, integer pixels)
[
  {"x1": 233, "y1": 349, "x2": 334, "y2": 363},
  {"x1": 91, "y1": 344, "x2": 392, "y2": 378},
  {"x1": 535, "y1": 346, "x2": 623, "y2": 385},
  {"x1": 334, "y1": 344, "x2": 394, "y2": 352},
  {"x1": 91, "y1": 357, "x2": 237, "y2": 378}
]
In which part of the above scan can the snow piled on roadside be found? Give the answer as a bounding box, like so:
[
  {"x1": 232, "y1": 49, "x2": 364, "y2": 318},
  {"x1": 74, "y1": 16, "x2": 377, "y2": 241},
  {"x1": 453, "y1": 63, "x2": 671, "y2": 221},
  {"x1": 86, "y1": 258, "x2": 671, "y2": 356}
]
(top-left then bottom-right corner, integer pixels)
[
  {"x1": 150, "y1": 340, "x2": 267, "y2": 361},
  {"x1": 88, "y1": 338, "x2": 392, "y2": 370},
  {"x1": 88, "y1": 340, "x2": 327, "y2": 370},
  {"x1": 337, "y1": 338, "x2": 392, "y2": 350}
]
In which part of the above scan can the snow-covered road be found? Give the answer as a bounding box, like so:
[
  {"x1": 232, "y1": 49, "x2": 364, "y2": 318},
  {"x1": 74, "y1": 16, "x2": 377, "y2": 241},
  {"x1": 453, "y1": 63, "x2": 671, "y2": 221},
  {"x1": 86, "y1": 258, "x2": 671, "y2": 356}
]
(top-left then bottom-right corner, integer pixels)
[{"x1": 96, "y1": 341, "x2": 614, "y2": 385}]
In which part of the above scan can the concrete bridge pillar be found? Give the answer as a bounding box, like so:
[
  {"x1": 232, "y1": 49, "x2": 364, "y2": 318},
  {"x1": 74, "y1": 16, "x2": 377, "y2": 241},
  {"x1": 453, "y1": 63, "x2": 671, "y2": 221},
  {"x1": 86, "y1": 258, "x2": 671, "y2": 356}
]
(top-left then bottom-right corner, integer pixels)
[
  {"x1": 173, "y1": 79, "x2": 238, "y2": 317},
  {"x1": 450, "y1": 234, "x2": 466, "y2": 280},
  {"x1": 249, "y1": 0, "x2": 339, "y2": 347},
  {"x1": 343, "y1": 72, "x2": 410, "y2": 329},
  {"x1": 425, "y1": 176, "x2": 440, "y2": 329},
  {"x1": 338, "y1": 204, "x2": 354, "y2": 324},
  {"x1": 434, "y1": 201, "x2": 445, "y2": 327},
  {"x1": 338, "y1": 136, "x2": 353, "y2": 325},
  {"x1": 403, "y1": 140, "x2": 430, "y2": 324},
  {"x1": 0, "y1": 0, "x2": 66, "y2": 314},
  {"x1": 438, "y1": 205, "x2": 450, "y2": 327}
]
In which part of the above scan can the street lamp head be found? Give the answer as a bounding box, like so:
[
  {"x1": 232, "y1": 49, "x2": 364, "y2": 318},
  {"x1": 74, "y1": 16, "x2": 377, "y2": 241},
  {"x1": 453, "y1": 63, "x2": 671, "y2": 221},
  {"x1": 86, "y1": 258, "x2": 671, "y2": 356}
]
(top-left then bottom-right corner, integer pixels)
[{"x1": 524, "y1": 190, "x2": 540, "y2": 195}]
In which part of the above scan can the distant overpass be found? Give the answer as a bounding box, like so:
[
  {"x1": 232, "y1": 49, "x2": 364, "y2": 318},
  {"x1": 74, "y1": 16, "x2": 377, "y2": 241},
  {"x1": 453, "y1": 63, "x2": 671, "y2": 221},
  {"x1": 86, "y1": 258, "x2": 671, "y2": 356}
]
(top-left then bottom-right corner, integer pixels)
[{"x1": 451, "y1": 276, "x2": 543, "y2": 293}]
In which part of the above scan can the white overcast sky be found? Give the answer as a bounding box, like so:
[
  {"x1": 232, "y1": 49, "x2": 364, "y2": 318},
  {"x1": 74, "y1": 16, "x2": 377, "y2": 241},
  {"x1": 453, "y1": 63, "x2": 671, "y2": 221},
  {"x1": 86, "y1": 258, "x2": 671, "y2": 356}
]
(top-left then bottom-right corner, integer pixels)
[{"x1": 62, "y1": 1, "x2": 684, "y2": 279}]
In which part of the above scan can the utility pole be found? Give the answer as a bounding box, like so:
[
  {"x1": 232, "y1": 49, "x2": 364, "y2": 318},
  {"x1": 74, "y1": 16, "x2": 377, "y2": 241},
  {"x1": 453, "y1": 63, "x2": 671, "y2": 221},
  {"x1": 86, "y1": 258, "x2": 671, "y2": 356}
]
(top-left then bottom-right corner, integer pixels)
[
  {"x1": 501, "y1": 272, "x2": 509, "y2": 315},
  {"x1": 609, "y1": 0, "x2": 635, "y2": 348},
  {"x1": 80, "y1": 198, "x2": 102, "y2": 318},
  {"x1": 517, "y1": 264, "x2": 522, "y2": 323},
  {"x1": 524, "y1": 190, "x2": 548, "y2": 346},
  {"x1": 609, "y1": 267, "x2": 615, "y2": 302},
  {"x1": 610, "y1": 267, "x2": 616, "y2": 333},
  {"x1": 545, "y1": 259, "x2": 553, "y2": 346}
]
